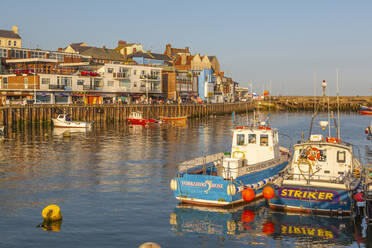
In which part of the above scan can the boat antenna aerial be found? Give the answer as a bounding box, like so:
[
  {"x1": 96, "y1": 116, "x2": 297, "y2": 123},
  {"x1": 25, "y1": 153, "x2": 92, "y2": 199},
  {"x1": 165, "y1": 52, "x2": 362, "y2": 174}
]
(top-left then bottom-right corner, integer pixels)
[{"x1": 336, "y1": 68, "x2": 341, "y2": 141}]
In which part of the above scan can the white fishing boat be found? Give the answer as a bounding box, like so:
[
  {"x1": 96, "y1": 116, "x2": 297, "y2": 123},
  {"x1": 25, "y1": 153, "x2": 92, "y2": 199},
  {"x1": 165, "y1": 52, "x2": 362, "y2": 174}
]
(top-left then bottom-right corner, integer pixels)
[
  {"x1": 170, "y1": 116, "x2": 291, "y2": 207},
  {"x1": 269, "y1": 112, "x2": 363, "y2": 215},
  {"x1": 52, "y1": 114, "x2": 92, "y2": 128}
]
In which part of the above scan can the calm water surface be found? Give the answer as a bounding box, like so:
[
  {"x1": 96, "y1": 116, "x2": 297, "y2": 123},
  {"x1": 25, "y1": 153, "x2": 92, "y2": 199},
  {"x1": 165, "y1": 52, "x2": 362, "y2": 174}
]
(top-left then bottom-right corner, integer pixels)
[{"x1": 0, "y1": 112, "x2": 371, "y2": 248}]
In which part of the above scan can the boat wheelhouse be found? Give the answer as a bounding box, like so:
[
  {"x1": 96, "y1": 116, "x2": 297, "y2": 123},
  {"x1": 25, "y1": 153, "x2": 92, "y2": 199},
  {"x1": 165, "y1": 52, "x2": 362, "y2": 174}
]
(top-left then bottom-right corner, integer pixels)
[
  {"x1": 170, "y1": 122, "x2": 290, "y2": 207},
  {"x1": 269, "y1": 122, "x2": 362, "y2": 216},
  {"x1": 52, "y1": 114, "x2": 92, "y2": 128},
  {"x1": 126, "y1": 111, "x2": 156, "y2": 125}
]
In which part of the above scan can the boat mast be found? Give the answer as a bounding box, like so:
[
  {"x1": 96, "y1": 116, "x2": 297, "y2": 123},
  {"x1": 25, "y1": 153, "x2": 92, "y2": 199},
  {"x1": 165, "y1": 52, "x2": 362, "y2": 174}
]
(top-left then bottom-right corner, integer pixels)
[{"x1": 336, "y1": 68, "x2": 341, "y2": 140}]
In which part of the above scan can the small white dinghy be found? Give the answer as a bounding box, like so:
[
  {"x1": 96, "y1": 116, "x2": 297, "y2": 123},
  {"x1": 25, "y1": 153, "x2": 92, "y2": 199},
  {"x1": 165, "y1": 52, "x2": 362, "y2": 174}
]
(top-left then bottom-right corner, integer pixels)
[{"x1": 52, "y1": 114, "x2": 92, "y2": 128}]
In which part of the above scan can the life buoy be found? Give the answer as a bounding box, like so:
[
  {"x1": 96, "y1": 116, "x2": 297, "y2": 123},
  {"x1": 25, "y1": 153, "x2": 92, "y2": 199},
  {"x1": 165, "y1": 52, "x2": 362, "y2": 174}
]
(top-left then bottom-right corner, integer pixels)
[
  {"x1": 307, "y1": 147, "x2": 320, "y2": 161},
  {"x1": 233, "y1": 151, "x2": 245, "y2": 159}
]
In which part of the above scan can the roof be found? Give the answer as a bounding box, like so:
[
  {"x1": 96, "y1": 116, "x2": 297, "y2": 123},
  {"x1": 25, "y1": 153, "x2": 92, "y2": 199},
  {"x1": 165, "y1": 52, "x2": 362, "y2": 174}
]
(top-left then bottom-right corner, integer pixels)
[
  {"x1": 81, "y1": 47, "x2": 125, "y2": 61},
  {"x1": 0, "y1": 29, "x2": 21, "y2": 39},
  {"x1": 208, "y1": 56, "x2": 217, "y2": 61},
  {"x1": 128, "y1": 51, "x2": 172, "y2": 61},
  {"x1": 69, "y1": 44, "x2": 93, "y2": 53}
]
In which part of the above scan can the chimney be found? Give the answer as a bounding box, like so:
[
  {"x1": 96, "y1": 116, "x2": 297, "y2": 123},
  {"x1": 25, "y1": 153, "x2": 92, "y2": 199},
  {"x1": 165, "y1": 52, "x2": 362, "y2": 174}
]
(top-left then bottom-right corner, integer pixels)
[
  {"x1": 118, "y1": 40, "x2": 127, "y2": 46},
  {"x1": 181, "y1": 54, "x2": 186, "y2": 65},
  {"x1": 185, "y1": 46, "x2": 190, "y2": 53},
  {"x1": 12, "y1": 25, "x2": 18, "y2": 34},
  {"x1": 165, "y1": 44, "x2": 171, "y2": 56}
]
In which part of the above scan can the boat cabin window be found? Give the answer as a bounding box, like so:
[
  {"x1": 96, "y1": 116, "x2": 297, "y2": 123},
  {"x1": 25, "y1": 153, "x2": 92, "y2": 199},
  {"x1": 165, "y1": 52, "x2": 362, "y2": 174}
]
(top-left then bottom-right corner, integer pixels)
[
  {"x1": 260, "y1": 134, "x2": 269, "y2": 146},
  {"x1": 337, "y1": 151, "x2": 346, "y2": 163},
  {"x1": 66, "y1": 115, "x2": 71, "y2": 121},
  {"x1": 318, "y1": 150, "x2": 326, "y2": 162},
  {"x1": 248, "y1": 134, "x2": 256, "y2": 144},
  {"x1": 236, "y1": 134, "x2": 245, "y2": 146}
]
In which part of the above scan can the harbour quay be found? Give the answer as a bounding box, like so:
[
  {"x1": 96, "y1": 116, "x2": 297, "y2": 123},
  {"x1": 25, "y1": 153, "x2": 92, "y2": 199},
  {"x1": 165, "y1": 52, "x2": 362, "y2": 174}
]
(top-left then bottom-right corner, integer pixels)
[{"x1": 0, "y1": 95, "x2": 370, "y2": 128}]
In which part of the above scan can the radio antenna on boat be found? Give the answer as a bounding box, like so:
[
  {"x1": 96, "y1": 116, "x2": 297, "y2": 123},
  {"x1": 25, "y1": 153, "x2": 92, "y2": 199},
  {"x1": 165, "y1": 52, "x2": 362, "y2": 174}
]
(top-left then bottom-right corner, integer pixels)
[{"x1": 336, "y1": 68, "x2": 341, "y2": 140}]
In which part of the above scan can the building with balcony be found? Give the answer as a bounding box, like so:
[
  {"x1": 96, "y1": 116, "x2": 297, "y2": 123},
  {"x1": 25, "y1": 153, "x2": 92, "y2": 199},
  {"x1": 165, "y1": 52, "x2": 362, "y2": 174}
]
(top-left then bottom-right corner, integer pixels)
[{"x1": 97, "y1": 63, "x2": 163, "y2": 103}]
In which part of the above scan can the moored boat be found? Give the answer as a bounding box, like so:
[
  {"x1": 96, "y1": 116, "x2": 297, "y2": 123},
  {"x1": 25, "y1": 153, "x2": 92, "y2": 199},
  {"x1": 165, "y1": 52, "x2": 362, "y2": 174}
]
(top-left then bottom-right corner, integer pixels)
[
  {"x1": 170, "y1": 120, "x2": 291, "y2": 207},
  {"x1": 52, "y1": 114, "x2": 92, "y2": 128},
  {"x1": 126, "y1": 111, "x2": 156, "y2": 125},
  {"x1": 366, "y1": 122, "x2": 372, "y2": 140},
  {"x1": 269, "y1": 118, "x2": 363, "y2": 216},
  {"x1": 359, "y1": 105, "x2": 372, "y2": 115},
  {"x1": 160, "y1": 115, "x2": 187, "y2": 123}
]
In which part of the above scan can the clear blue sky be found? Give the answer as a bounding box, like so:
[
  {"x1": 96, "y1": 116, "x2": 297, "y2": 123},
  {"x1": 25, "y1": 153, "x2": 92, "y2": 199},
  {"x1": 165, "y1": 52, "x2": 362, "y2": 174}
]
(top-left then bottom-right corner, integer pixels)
[{"x1": 2, "y1": 0, "x2": 372, "y2": 96}]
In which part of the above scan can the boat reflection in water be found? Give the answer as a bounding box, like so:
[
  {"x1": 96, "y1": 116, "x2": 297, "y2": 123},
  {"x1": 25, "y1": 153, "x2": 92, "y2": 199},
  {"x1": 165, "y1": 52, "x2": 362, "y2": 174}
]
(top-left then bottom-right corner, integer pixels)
[
  {"x1": 270, "y1": 212, "x2": 364, "y2": 246},
  {"x1": 170, "y1": 200, "x2": 271, "y2": 237},
  {"x1": 170, "y1": 200, "x2": 363, "y2": 246},
  {"x1": 52, "y1": 127, "x2": 91, "y2": 136}
]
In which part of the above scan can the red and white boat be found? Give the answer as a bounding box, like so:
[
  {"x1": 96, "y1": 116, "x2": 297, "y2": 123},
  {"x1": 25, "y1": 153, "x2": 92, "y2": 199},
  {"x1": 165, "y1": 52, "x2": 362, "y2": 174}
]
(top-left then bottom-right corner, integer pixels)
[
  {"x1": 126, "y1": 111, "x2": 156, "y2": 125},
  {"x1": 359, "y1": 105, "x2": 372, "y2": 115}
]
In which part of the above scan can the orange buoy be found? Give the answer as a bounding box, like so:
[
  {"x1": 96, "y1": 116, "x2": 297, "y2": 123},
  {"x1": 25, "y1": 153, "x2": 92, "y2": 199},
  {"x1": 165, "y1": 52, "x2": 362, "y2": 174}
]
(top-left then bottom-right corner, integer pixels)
[
  {"x1": 263, "y1": 186, "x2": 275, "y2": 200},
  {"x1": 241, "y1": 210, "x2": 255, "y2": 223},
  {"x1": 242, "y1": 188, "x2": 255, "y2": 202},
  {"x1": 262, "y1": 222, "x2": 275, "y2": 234}
]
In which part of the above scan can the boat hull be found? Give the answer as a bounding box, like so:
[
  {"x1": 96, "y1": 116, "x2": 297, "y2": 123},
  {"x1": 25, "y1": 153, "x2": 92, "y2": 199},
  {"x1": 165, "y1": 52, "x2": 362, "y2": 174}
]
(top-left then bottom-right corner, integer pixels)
[
  {"x1": 269, "y1": 185, "x2": 355, "y2": 216},
  {"x1": 359, "y1": 110, "x2": 372, "y2": 115},
  {"x1": 172, "y1": 160, "x2": 288, "y2": 207},
  {"x1": 127, "y1": 118, "x2": 155, "y2": 125},
  {"x1": 161, "y1": 116, "x2": 187, "y2": 122},
  {"x1": 52, "y1": 119, "x2": 91, "y2": 128}
]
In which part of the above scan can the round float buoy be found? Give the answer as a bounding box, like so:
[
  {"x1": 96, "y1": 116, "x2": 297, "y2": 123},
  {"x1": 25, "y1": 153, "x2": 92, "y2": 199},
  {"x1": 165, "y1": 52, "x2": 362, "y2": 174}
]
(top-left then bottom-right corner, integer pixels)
[
  {"x1": 241, "y1": 210, "x2": 255, "y2": 222},
  {"x1": 42, "y1": 204, "x2": 62, "y2": 222},
  {"x1": 242, "y1": 188, "x2": 255, "y2": 202},
  {"x1": 138, "y1": 242, "x2": 162, "y2": 248},
  {"x1": 262, "y1": 222, "x2": 275, "y2": 234},
  {"x1": 263, "y1": 186, "x2": 275, "y2": 200}
]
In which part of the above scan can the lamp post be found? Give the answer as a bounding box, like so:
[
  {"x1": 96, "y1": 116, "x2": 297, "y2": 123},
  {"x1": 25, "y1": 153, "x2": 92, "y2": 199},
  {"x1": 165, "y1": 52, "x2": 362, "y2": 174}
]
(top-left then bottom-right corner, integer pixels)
[{"x1": 321, "y1": 80, "x2": 327, "y2": 97}]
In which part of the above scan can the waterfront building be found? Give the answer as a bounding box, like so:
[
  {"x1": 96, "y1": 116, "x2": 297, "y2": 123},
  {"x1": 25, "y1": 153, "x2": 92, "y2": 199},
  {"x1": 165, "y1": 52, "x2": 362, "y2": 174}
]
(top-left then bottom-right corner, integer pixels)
[
  {"x1": 127, "y1": 51, "x2": 172, "y2": 66},
  {"x1": 64, "y1": 42, "x2": 125, "y2": 64},
  {"x1": 0, "y1": 26, "x2": 21, "y2": 48},
  {"x1": 164, "y1": 44, "x2": 191, "y2": 59},
  {"x1": 97, "y1": 63, "x2": 163, "y2": 103},
  {"x1": 114, "y1": 40, "x2": 144, "y2": 57}
]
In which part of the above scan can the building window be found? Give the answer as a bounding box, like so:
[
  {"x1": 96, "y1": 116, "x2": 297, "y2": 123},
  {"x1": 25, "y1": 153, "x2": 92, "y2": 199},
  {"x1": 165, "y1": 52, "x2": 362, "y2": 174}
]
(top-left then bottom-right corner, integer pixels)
[
  {"x1": 108, "y1": 81, "x2": 114, "y2": 87},
  {"x1": 77, "y1": 80, "x2": 84, "y2": 85},
  {"x1": 8, "y1": 40, "x2": 11, "y2": 46},
  {"x1": 41, "y1": 78, "x2": 50, "y2": 84},
  {"x1": 0, "y1": 40, "x2": 1, "y2": 45},
  {"x1": 3, "y1": 78, "x2": 8, "y2": 89},
  {"x1": 14, "y1": 41, "x2": 16, "y2": 46},
  {"x1": 107, "y1": 68, "x2": 113, "y2": 73},
  {"x1": 24, "y1": 78, "x2": 28, "y2": 89},
  {"x1": 134, "y1": 70, "x2": 136, "y2": 75}
]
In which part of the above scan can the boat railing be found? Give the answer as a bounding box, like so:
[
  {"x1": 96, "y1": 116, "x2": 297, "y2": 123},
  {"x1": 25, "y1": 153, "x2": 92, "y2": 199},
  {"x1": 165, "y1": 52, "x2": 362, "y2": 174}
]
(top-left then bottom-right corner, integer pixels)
[
  {"x1": 178, "y1": 152, "x2": 224, "y2": 173},
  {"x1": 285, "y1": 172, "x2": 347, "y2": 184}
]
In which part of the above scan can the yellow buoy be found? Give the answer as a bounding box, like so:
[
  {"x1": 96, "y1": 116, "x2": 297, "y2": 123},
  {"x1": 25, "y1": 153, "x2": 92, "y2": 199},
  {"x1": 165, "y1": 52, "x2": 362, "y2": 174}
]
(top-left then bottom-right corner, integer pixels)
[{"x1": 42, "y1": 204, "x2": 62, "y2": 222}]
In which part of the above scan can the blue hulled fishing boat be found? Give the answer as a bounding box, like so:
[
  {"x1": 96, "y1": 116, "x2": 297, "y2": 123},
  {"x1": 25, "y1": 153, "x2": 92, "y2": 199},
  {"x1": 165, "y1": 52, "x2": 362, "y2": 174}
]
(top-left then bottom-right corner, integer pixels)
[
  {"x1": 269, "y1": 114, "x2": 363, "y2": 216},
  {"x1": 170, "y1": 119, "x2": 291, "y2": 207}
]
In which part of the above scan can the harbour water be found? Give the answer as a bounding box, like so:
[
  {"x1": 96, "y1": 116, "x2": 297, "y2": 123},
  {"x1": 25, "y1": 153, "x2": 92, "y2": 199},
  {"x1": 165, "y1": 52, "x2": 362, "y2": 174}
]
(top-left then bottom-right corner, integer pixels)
[{"x1": 0, "y1": 112, "x2": 370, "y2": 247}]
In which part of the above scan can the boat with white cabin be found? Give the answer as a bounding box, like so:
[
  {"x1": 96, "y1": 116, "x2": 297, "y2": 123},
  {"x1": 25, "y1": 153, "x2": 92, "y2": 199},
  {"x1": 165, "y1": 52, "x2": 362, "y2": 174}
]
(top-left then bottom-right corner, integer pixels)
[
  {"x1": 170, "y1": 118, "x2": 291, "y2": 207},
  {"x1": 52, "y1": 114, "x2": 92, "y2": 128},
  {"x1": 269, "y1": 115, "x2": 363, "y2": 216}
]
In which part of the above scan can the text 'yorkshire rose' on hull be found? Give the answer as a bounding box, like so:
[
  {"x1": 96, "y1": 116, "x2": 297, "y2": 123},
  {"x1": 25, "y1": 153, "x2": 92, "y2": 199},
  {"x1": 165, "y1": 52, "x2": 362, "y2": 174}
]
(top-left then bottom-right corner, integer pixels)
[{"x1": 170, "y1": 119, "x2": 291, "y2": 207}]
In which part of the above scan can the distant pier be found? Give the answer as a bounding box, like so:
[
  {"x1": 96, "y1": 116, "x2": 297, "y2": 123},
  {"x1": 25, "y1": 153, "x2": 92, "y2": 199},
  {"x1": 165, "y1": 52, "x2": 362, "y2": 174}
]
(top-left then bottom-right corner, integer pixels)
[{"x1": 0, "y1": 96, "x2": 370, "y2": 128}]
